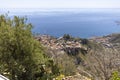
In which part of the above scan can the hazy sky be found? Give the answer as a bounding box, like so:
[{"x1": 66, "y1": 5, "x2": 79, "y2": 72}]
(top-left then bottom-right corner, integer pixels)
[{"x1": 0, "y1": 0, "x2": 120, "y2": 8}]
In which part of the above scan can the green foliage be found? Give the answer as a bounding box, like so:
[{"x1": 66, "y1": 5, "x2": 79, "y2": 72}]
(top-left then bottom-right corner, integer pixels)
[
  {"x1": 81, "y1": 39, "x2": 89, "y2": 45},
  {"x1": 55, "y1": 74, "x2": 65, "y2": 80},
  {"x1": 110, "y1": 71, "x2": 120, "y2": 80},
  {"x1": 56, "y1": 54, "x2": 76, "y2": 76},
  {"x1": 0, "y1": 14, "x2": 59, "y2": 80},
  {"x1": 63, "y1": 34, "x2": 73, "y2": 41},
  {"x1": 42, "y1": 59, "x2": 60, "y2": 79}
]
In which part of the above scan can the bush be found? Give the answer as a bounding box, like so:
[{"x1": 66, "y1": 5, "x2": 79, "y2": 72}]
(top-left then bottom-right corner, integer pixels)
[
  {"x1": 63, "y1": 34, "x2": 72, "y2": 41},
  {"x1": 110, "y1": 71, "x2": 120, "y2": 80}
]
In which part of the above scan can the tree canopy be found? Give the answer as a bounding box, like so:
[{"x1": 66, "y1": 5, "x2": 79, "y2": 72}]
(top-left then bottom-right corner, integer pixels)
[{"x1": 0, "y1": 15, "x2": 53, "y2": 80}]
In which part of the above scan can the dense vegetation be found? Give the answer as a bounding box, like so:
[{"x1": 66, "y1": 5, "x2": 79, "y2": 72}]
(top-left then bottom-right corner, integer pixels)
[{"x1": 0, "y1": 15, "x2": 60, "y2": 80}]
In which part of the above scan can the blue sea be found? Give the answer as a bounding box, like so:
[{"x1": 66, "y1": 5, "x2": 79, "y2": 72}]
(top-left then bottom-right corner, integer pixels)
[{"x1": 1, "y1": 8, "x2": 120, "y2": 38}]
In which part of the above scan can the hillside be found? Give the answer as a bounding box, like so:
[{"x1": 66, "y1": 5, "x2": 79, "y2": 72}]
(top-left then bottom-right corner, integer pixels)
[
  {"x1": 35, "y1": 34, "x2": 120, "y2": 80},
  {"x1": 90, "y1": 33, "x2": 120, "y2": 49},
  {"x1": 0, "y1": 14, "x2": 120, "y2": 80}
]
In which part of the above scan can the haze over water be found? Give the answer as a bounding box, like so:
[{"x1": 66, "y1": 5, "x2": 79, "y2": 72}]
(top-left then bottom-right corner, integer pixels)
[{"x1": 1, "y1": 8, "x2": 120, "y2": 38}]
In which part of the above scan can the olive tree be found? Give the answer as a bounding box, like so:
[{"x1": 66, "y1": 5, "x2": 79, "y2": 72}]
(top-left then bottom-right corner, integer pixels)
[{"x1": 0, "y1": 15, "x2": 49, "y2": 80}]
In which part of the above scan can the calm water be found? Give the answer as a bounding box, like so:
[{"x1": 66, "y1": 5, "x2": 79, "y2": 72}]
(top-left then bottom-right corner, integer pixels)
[{"x1": 1, "y1": 8, "x2": 120, "y2": 38}]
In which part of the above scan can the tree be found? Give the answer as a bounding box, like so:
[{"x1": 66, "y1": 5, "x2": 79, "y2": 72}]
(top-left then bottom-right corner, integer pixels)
[
  {"x1": 81, "y1": 39, "x2": 89, "y2": 45},
  {"x1": 79, "y1": 47, "x2": 120, "y2": 80},
  {"x1": 63, "y1": 34, "x2": 72, "y2": 41},
  {"x1": 0, "y1": 15, "x2": 49, "y2": 80}
]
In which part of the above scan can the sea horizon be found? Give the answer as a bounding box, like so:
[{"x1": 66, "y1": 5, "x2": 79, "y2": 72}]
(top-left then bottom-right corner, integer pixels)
[{"x1": 1, "y1": 8, "x2": 120, "y2": 38}]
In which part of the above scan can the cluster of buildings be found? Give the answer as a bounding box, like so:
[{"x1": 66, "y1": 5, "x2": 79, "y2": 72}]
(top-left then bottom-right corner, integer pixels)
[
  {"x1": 35, "y1": 35, "x2": 82, "y2": 51},
  {"x1": 90, "y1": 36, "x2": 113, "y2": 48}
]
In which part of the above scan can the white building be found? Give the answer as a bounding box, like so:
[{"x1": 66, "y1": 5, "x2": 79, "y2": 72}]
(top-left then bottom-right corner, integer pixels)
[{"x1": 0, "y1": 75, "x2": 9, "y2": 80}]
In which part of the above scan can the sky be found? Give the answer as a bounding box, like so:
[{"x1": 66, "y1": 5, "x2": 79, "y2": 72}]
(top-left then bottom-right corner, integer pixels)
[{"x1": 0, "y1": 0, "x2": 120, "y2": 9}]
